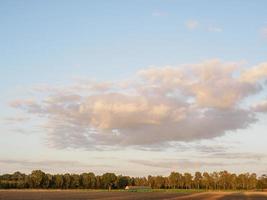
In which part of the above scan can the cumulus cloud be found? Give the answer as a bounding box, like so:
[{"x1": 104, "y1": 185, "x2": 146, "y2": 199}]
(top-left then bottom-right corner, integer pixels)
[
  {"x1": 252, "y1": 99, "x2": 267, "y2": 112},
  {"x1": 240, "y1": 62, "x2": 267, "y2": 83},
  {"x1": 9, "y1": 60, "x2": 267, "y2": 149}
]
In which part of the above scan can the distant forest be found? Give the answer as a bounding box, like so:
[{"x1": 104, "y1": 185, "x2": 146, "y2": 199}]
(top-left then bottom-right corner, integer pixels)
[{"x1": 1, "y1": 170, "x2": 267, "y2": 190}]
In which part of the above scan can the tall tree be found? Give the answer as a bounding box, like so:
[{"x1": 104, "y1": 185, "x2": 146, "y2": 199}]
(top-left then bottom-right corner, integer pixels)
[
  {"x1": 202, "y1": 172, "x2": 210, "y2": 190},
  {"x1": 184, "y1": 173, "x2": 193, "y2": 189},
  {"x1": 54, "y1": 174, "x2": 64, "y2": 189},
  {"x1": 29, "y1": 170, "x2": 46, "y2": 188},
  {"x1": 63, "y1": 173, "x2": 71, "y2": 189},
  {"x1": 102, "y1": 173, "x2": 117, "y2": 190},
  {"x1": 194, "y1": 172, "x2": 202, "y2": 189},
  {"x1": 70, "y1": 174, "x2": 80, "y2": 189},
  {"x1": 169, "y1": 172, "x2": 179, "y2": 189},
  {"x1": 116, "y1": 175, "x2": 129, "y2": 189}
]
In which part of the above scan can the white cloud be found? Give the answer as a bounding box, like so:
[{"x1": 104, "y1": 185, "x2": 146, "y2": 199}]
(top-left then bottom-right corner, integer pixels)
[
  {"x1": 152, "y1": 10, "x2": 168, "y2": 17},
  {"x1": 0, "y1": 159, "x2": 109, "y2": 174},
  {"x1": 2, "y1": 116, "x2": 30, "y2": 123},
  {"x1": 185, "y1": 20, "x2": 223, "y2": 32},
  {"x1": 185, "y1": 20, "x2": 199, "y2": 30},
  {"x1": 9, "y1": 60, "x2": 267, "y2": 149},
  {"x1": 130, "y1": 159, "x2": 227, "y2": 169},
  {"x1": 208, "y1": 26, "x2": 223, "y2": 32},
  {"x1": 252, "y1": 99, "x2": 267, "y2": 112},
  {"x1": 240, "y1": 62, "x2": 267, "y2": 83},
  {"x1": 262, "y1": 26, "x2": 267, "y2": 38}
]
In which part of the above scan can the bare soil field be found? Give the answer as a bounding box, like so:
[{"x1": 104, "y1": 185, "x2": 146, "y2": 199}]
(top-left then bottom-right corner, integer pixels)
[{"x1": 1, "y1": 190, "x2": 267, "y2": 200}]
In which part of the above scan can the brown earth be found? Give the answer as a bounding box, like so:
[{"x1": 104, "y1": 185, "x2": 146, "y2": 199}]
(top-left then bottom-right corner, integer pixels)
[{"x1": 0, "y1": 190, "x2": 267, "y2": 200}]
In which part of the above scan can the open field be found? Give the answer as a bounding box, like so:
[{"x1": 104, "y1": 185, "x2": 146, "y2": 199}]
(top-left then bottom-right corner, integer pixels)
[{"x1": 1, "y1": 190, "x2": 267, "y2": 200}]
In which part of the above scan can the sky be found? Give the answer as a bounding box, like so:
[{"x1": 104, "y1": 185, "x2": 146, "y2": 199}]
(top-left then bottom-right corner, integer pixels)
[{"x1": 1, "y1": 0, "x2": 267, "y2": 176}]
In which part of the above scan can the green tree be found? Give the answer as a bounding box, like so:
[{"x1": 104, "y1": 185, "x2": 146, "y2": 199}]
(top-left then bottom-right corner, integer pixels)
[
  {"x1": 54, "y1": 174, "x2": 64, "y2": 189},
  {"x1": 148, "y1": 175, "x2": 155, "y2": 188},
  {"x1": 70, "y1": 174, "x2": 80, "y2": 189},
  {"x1": 202, "y1": 172, "x2": 210, "y2": 190},
  {"x1": 95, "y1": 175, "x2": 102, "y2": 189},
  {"x1": 80, "y1": 173, "x2": 96, "y2": 189},
  {"x1": 184, "y1": 173, "x2": 193, "y2": 189},
  {"x1": 169, "y1": 172, "x2": 178, "y2": 189},
  {"x1": 11, "y1": 172, "x2": 27, "y2": 189},
  {"x1": 229, "y1": 173, "x2": 237, "y2": 190},
  {"x1": 248, "y1": 173, "x2": 257, "y2": 189},
  {"x1": 211, "y1": 172, "x2": 219, "y2": 190},
  {"x1": 116, "y1": 175, "x2": 129, "y2": 189},
  {"x1": 29, "y1": 170, "x2": 46, "y2": 188},
  {"x1": 218, "y1": 171, "x2": 229, "y2": 190},
  {"x1": 102, "y1": 173, "x2": 117, "y2": 190},
  {"x1": 154, "y1": 176, "x2": 165, "y2": 189},
  {"x1": 63, "y1": 173, "x2": 71, "y2": 189},
  {"x1": 134, "y1": 177, "x2": 148, "y2": 187},
  {"x1": 42, "y1": 173, "x2": 52, "y2": 189},
  {"x1": 194, "y1": 172, "x2": 202, "y2": 189}
]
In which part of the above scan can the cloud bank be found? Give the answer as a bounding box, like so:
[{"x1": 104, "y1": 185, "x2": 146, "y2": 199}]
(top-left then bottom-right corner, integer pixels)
[
  {"x1": 0, "y1": 159, "x2": 109, "y2": 174},
  {"x1": 10, "y1": 60, "x2": 267, "y2": 149}
]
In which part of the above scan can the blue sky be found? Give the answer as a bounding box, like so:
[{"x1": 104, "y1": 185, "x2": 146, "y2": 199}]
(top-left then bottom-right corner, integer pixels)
[
  {"x1": 1, "y1": 0, "x2": 267, "y2": 176},
  {"x1": 1, "y1": 0, "x2": 267, "y2": 84}
]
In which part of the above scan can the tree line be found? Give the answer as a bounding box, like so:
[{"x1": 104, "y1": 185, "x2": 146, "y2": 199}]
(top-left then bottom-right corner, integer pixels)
[{"x1": 0, "y1": 170, "x2": 267, "y2": 190}]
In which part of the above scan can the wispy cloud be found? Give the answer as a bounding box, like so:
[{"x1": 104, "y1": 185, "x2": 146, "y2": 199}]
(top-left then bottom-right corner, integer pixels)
[
  {"x1": 185, "y1": 20, "x2": 223, "y2": 33},
  {"x1": 0, "y1": 159, "x2": 110, "y2": 174},
  {"x1": 206, "y1": 152, "x2": 265, "y2": 161},
  {"x1": 185, "y1": 20, "x2": 199, "y2": 30},
  {"x1": 130, "y1": 159, "x2": 229, "y2": 169},
  {"x1": 152, "y1": 9, "x2": 168, "y2": 17},
  {"x1": 208, "y1": 26, "x2": 223, "y2": 33},
  {"x1": 252, "y1": 99, "x2": 267, "y2": 112},
  {"x1": 2, "y1": 116, "x2": 30, "y2": 124},
  {"x1": 262, "y1": 26, "x2": 267, "y2": 38},
  {"x1": 130, "y1": 159, "x2": 266, "y2": 172}
]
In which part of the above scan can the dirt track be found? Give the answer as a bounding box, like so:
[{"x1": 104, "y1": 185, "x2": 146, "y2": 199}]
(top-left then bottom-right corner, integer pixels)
[
  {"x1": 1, "y1": 190, "x2": 267, "y2": 200},
  {"x1": 170, "y1": 192, "x2": 267, "y2": 200}
]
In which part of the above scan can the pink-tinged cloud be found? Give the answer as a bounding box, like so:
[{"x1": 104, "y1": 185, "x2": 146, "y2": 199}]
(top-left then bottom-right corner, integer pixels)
[
  {"x1": 9, "y1": 60, "x2": 267, "y2": 149},
  {"x1": 262, "y1": 27, "x2": 267, "y2": 39},
  {"x1": 252, "y1": 100, "x2": 267, "y2": 112},
  {"x1": 185, "y1": 20, "x2": 199, "y2": 30}
]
